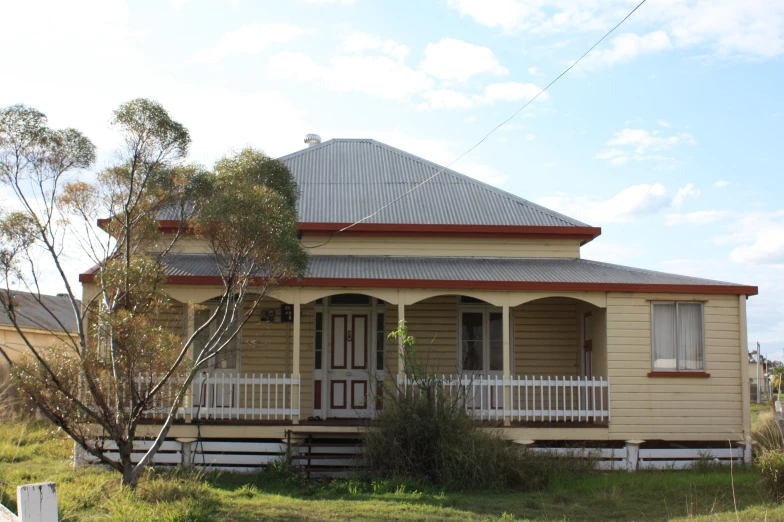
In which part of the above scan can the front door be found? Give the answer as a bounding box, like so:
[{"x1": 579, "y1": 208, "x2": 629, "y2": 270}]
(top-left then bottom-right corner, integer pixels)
[{"x1": 328, "y1": 312, "x2": 371, "y2": 418}]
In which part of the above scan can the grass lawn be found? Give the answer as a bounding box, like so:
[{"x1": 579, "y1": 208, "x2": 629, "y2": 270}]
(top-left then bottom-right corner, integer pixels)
[{"x1": 0, "y1": 420, "x2": 782, "y2": 521}]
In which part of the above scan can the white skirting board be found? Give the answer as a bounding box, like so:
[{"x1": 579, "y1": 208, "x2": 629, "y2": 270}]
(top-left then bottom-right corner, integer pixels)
[{"x1": 81, "y1": 439, "x2": 748, "y2": 472}]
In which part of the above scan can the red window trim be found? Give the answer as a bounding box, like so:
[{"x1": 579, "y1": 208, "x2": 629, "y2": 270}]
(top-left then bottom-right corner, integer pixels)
[{"x1": 647, "y1": 372, "x2": 710, "y2": 378}]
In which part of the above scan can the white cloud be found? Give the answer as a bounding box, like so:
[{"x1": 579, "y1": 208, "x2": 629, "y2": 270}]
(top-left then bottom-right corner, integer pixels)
[
  {"x1": 672, "y1": 183, "x2": 700, "y2": 208},
  {"x1": 539, "y1": 183, "x2": 670, "y2": 224},
  {"x1": 596, "y1": 126, "x2": 696, "y2": 167},
  {"x1": 657, "y1": 119, "x2": 670, "y2": 128},
  {"x1": 269, "y1": 51, "x2": 327, "y2": 81},
  {"x1": 579, "y1": 31, "x2": 672, "y2": 70},
  {"x1": 525, "y1": 133, "x2": 535, "y2": 141},
  {"x1": 421, "y1": 90, "x2": 475, "y2": 110},
  {"x1": 170, "y1": 0, "x2": 191, "y2": 7},
  {"x1": 420, "y1": 38, "x2": 508, "y2": 82},
  {"x1": 419, "y1": 82, "x2": 546, "y2": 110},
  {"x1": 300, "y1": 0, "x2": 355, "y2": 3},
  {"x1": 715, "y1": 211, "x2": 784, "y2": 265},
  {"x1": 270, "y1": 52, "x2": 433, "y2": 101},
  {"x1": 340, "y1": 32, "x2": 409, "y2": 61},
  {"x1": 191, "y1": 23, "x2": 308, "y2": 63},
  {"x1": 448, "y1": 0, "x2": 784, "y2": 60},
  {"x1": 528, "y1": 66, "x2": 545, "y2": 76},
  {"x1": 715, "y1": 180, "x2": 732, "y2": 188},
  {"x1": 479, "y1": 82, "x2": 545, "y2": 104},
  {"x1": 581, "y1": 241, "x2": 644, "y2": 263},
  {"x1": 665, "y1": 210, "x2": 728, "y2": 226}
]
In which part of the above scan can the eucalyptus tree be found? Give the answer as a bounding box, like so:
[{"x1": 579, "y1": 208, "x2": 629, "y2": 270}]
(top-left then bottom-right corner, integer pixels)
[{"x1": 0, "y1": 99, "x2": 306, "y2": 487}]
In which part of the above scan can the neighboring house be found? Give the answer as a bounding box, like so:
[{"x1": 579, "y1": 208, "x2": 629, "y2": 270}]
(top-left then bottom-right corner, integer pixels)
[
  {"x1": 79, "y1": 137, "x2": 758, "y2": 469},
  {"x1": 0, "y1": 292, "x2": 79, "y2": 387},
  {"x1": 749, "y1": 354, "x2": 771, "y2": 402}
]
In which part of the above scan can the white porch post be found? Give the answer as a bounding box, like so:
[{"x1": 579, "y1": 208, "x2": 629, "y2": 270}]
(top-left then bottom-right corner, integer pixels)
[
  {"x1": 398, "y1": 298, "x2": 406, "y2": 378},
  {"x1": 184, "y1": 302, "x2": 196, "y2": 422},
  {"x1": 292, "y1": 297, "x2": 301, "y2": 425},
  {"x1": 502, "y1": 305, "x2": 511, "y2": 426}
]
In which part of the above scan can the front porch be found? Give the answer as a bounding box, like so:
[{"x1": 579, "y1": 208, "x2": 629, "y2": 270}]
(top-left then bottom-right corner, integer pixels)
[{"x1": 154, "y1": 290, "x2": 611, "y2": 434}]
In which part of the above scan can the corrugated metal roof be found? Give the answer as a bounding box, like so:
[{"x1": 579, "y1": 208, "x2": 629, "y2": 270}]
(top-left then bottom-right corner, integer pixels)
[
  {"x1": 0, "y1": 292, "x2": 79, "y2": 332},
  {"x1": 160, "y1": 254, "x2": 746, "y2": 287},
  {"x1": 278, "y1": 139, "x2": 588, "y2": 227}
]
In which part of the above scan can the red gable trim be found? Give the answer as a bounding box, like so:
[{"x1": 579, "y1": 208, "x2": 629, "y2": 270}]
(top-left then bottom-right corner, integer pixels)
[
  {"x1": 298, "y1": 222, "x2": 602, "y2": 242},
  {"x1": 98, "y1": 219, "x2": 601, "y2": 242},
  {"x1": 77, "y1": 273, "x2": 758, "y2": 296}
]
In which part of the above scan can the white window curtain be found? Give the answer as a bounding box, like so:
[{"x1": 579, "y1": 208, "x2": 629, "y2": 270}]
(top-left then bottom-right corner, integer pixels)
[
  {"x1": 677, "y1": 303, "x2": 703, "y2": 370},
  {"x1": 652, "y1": 302, "x2": 704, "y2": 371},
  {"x1": 652, "y1": 303, "x2": 677, "y2": 370}
]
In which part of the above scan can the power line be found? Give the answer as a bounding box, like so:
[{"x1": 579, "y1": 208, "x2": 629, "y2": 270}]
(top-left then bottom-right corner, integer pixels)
[{"x1": 302, "y1": 0, "x2": 648, "y2": 249}]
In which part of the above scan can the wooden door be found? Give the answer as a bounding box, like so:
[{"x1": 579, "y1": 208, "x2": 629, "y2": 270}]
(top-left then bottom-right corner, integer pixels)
[{"x1": 328, "y1": 313, "x2": 370, "y2": 418}]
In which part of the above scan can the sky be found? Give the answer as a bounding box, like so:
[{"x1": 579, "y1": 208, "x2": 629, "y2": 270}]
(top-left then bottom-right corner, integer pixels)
[{"x1": 0, "y1": 0, "x2": 782, "y2": 358}]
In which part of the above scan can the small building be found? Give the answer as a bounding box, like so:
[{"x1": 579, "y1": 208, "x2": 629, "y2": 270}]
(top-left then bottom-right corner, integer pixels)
[{"x1": 0, "y1": 292, "x2": 79, "y2": 387}]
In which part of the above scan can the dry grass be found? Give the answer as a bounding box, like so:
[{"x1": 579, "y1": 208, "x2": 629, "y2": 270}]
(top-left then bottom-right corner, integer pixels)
[{"x1": 1, "y1": 420, "x2": 783, "y2": 521}]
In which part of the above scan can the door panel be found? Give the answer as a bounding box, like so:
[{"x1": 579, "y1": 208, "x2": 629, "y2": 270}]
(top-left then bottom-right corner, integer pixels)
[
  {"x1": 330, "y1": 380, "x2": 347, "y2": 409},
  {"x1": 352, "y1": 315, "x2": 368, "y2": 369},
  {"x1": 332, "y1": 315, "x2": 347, "y2": 369},
  {"x1": 351, "y1": 380, "x2": 368, "y2": 409}
]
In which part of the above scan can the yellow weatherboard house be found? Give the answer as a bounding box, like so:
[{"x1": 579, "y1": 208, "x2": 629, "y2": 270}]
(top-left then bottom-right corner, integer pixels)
[{"x1": 80, "y1": 137, "x2": 758, "y2": 470}]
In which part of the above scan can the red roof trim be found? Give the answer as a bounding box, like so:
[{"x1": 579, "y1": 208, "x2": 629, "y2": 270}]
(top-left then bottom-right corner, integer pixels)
[
  {"x1": 98, "y1": 219, "x2": 601, "y2": 242},
  {"x1": 298, "y1": 222, "x2": 601, "y2": 241},
  {"x1": 78, "y1": 273, "x2": 758, "y2": 295}
]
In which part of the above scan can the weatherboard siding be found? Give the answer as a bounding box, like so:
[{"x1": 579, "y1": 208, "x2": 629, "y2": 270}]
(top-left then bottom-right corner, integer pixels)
[
  {"x1": 238, "y1": 299, "x2": 314, "y2": 418},
  {"x1": 300, "y1": 236, "x2": 582, "y2": 258},
  {"x1": 154, "y1": 236, "x2": 582, "y2": 259},
  {"x1": 513, "y1": 298, "x2": 580, "y2": 377},
  {"x1": 605, "y1": 292, "x2": 743, "y2": 441}
]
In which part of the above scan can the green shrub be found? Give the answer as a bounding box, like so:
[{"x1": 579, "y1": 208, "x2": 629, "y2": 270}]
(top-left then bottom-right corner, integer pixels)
[
  {"x1": 758, "y1": 448, "x2": 784, "y2": 500},
  {"x1": 363, "y1": 323, "x2": 555, "y2": 492}
]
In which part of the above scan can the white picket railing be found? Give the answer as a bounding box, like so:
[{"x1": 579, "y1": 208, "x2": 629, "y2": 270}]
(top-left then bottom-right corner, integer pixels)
[
  {"x1": 397, "y1": 375, "x2": 610, "y2": 423},
  {"x1": 179, "y1": 373, "x2": 301, "y2": 421}
]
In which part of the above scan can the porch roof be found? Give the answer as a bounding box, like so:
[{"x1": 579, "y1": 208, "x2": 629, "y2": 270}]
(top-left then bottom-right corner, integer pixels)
[{"x1": 120, "y1": 254, "x2": 757, "y2": 295}]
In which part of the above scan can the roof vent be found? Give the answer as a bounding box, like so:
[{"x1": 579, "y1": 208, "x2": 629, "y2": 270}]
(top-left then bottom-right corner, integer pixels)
[{"x1": 304, "y1": 133, "x2": 322, "y2": 147}]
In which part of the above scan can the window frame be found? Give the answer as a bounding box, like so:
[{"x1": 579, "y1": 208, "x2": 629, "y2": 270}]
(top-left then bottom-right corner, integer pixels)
[
  {"x1": 193, "y1": 304, "x2": 242, "y2": 372},
  {"x1": 649, "y1": 301, "x2": 706, "y2": 374},
  {"x1": 457, "y1": 302, "x2": 509, "y2": 374}
]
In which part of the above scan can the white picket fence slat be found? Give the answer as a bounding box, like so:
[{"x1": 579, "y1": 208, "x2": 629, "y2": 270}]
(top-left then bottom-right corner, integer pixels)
[
  {"x1": 177, "y1": 373, "x2": 300, "y2": 421},
  {"x1": 397, "y1": 375, "x2": 611, "y2": 422}
]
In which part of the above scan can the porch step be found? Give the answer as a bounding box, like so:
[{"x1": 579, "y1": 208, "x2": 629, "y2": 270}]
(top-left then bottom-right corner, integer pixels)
[{"x1": 287, "y1": 429, "x2": 364, "y2": 476}]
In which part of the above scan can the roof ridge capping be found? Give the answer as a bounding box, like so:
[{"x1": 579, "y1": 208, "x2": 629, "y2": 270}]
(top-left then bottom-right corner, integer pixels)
[{"x1": 279, "y1": 138, "x2": 591, "y2": 229}]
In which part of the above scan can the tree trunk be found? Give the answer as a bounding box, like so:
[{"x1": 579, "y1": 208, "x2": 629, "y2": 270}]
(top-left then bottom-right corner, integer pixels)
[{"x1": 121, "y1": 461, "x2": 138, "y2": 489}]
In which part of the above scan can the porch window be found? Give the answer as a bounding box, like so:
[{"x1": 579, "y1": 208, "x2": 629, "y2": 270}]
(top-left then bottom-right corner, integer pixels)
[
  {"x1": 376, "y1": 313, "x2": 385, "y2": 371},
  {"x1": 194, "y1": 307, "x2": 239, "y2": 370},
  {"x1": 314, "y1": 312, "x2": 323, "y2": 370},
  {"x1": 460, "y1": 310, "x2": 503, "y2": 373},
  {"x1": 651, "y1": 302, "x2": 704, "y2": 371}
]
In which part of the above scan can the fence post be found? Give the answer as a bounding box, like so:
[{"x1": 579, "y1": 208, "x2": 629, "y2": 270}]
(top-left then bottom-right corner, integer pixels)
[
  {"x1": 72, "y1": 442, "x2": 89, "y2": 469},
  {"x1": 742, "y1": 441, "x2": 753, "y2": 465},
  {"x1": 17, "y1": 482, "x2": 58, "y2": 522},
  {"x1": 625, "y1": 440, "x2": 644, "y2": 472},
  {"x1": 178, "y1": 439, "x2": 197, "y2": 468}
]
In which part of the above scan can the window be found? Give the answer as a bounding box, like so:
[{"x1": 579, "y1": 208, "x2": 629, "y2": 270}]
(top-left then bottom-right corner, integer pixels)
[
  {"x1": 194, "y1": 306, "x2": 239, "y2": 370},
  {"x1": 314, "y1": 312, "x2": 323, "y2": 370},
  {"x1": 376, "y1": 313, "x2": 385, "y2": 371},
  {"x1": 460, "y1": 310, "x2": 504, "y2": 372},
  {"x1": 651, "y1": 302, "x2": 704, "y2": 371},
  {"x1": 329, "y1": 294, "x2": 371, "y2": 306}
]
